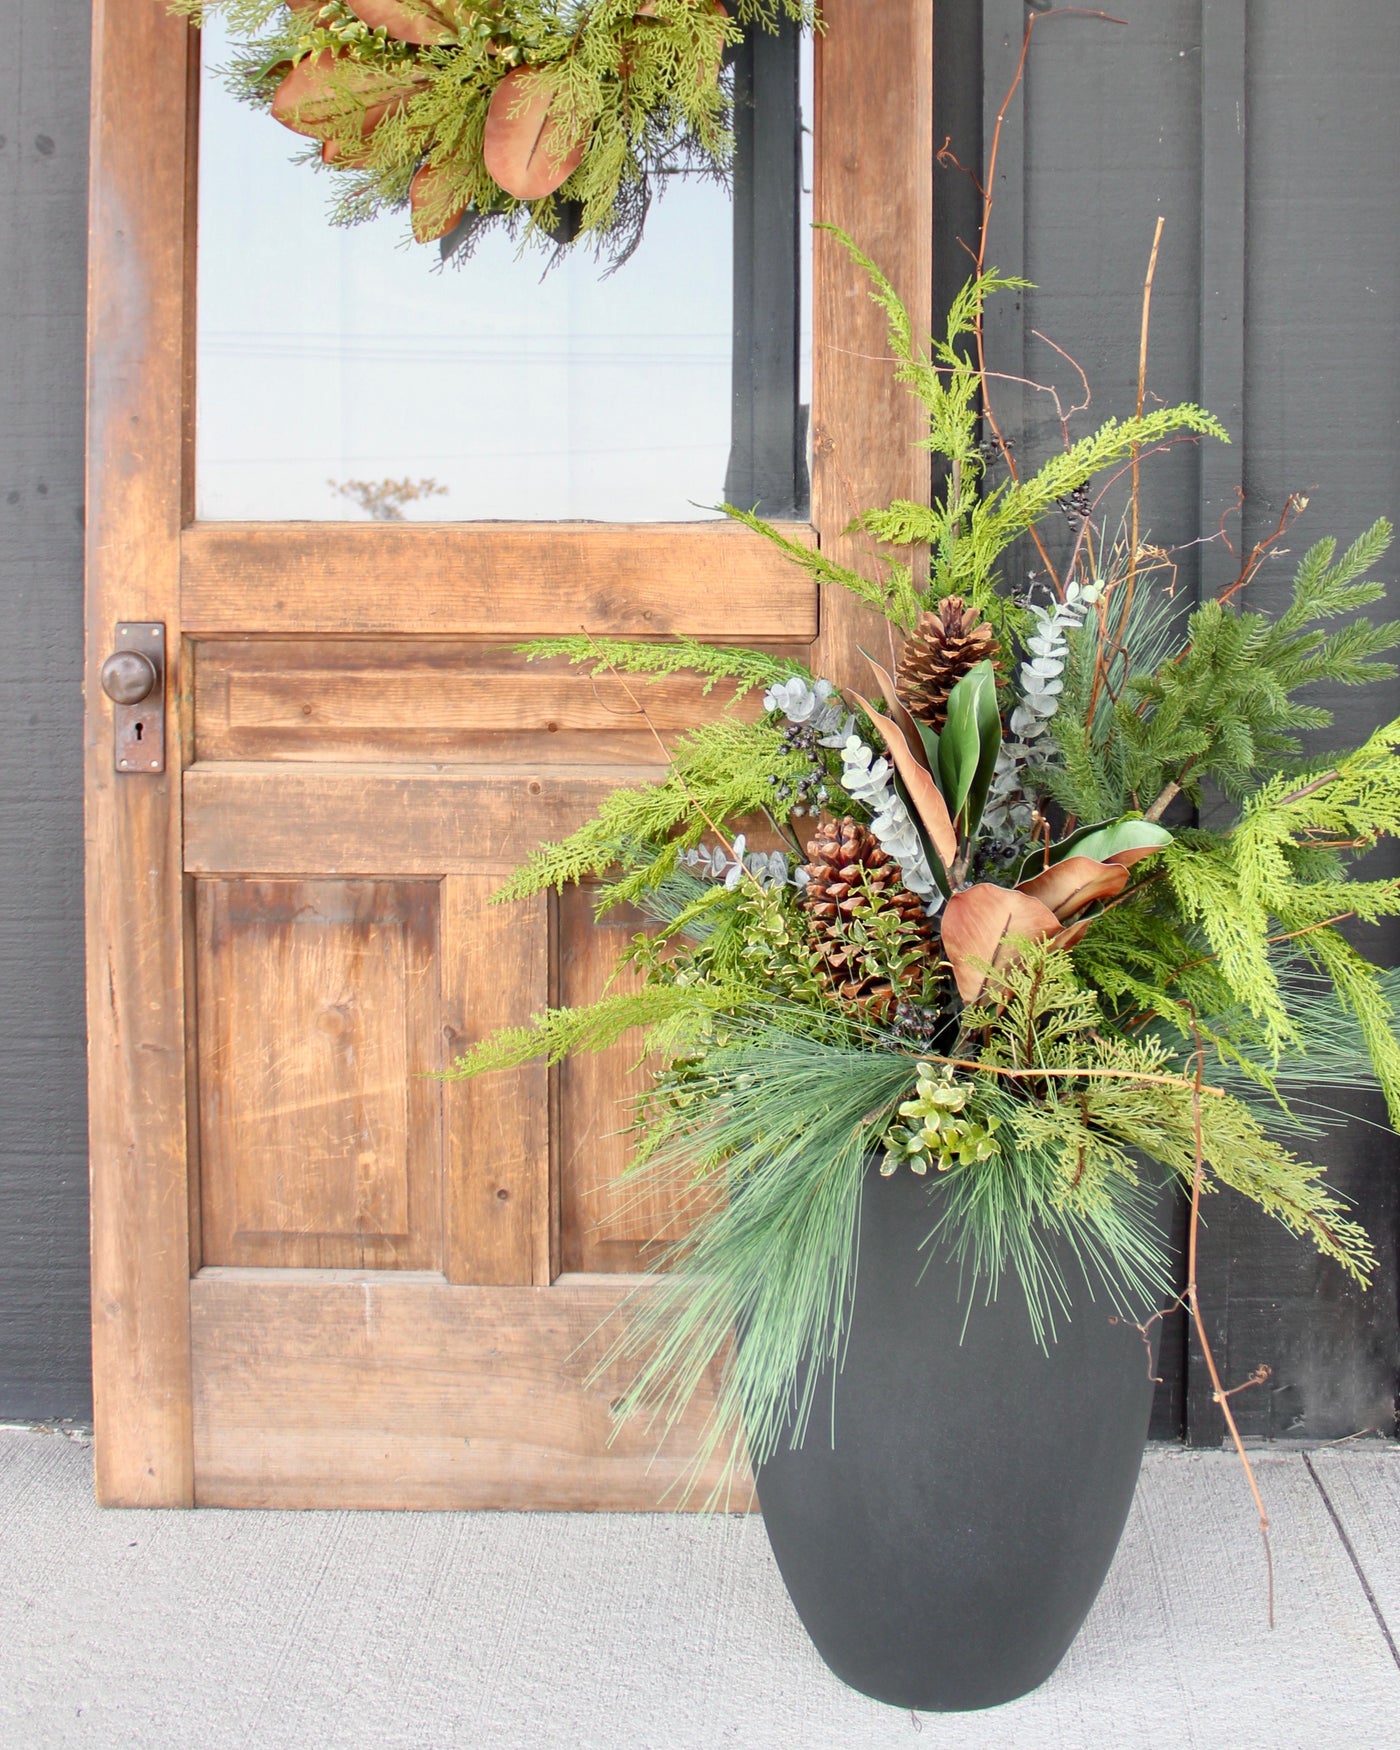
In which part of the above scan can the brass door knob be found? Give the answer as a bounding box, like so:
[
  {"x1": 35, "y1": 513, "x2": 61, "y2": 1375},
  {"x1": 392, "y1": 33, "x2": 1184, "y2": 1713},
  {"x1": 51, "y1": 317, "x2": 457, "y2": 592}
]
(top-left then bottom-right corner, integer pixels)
[{"x1": 100, "y1": 649, "x2": 158, "y2": 706}]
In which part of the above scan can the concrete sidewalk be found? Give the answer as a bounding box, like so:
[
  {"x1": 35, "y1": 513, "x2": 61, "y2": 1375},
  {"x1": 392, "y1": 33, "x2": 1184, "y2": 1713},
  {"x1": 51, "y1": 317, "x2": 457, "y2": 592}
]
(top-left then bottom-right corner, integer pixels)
[{"x1": 2, "y1": 1428, "x2": 1397, "y2": 1749}]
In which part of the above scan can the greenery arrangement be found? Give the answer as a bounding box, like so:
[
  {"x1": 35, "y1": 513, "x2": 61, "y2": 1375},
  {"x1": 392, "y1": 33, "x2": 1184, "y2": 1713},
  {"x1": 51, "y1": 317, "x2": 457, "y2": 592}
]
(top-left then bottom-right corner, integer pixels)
[
  {"x1": 175, "y1": 1, "x2": 815, "y2": 265},
  {"x1": 449, "y1": 225, "x2": 1399, "y2": 1500}
]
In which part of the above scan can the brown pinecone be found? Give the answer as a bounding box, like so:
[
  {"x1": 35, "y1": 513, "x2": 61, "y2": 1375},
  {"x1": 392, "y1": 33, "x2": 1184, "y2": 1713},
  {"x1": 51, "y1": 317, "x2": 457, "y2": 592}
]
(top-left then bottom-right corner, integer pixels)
[
  {"x1": 895, "y1": 596, "x2": 1001, "y2": 730},
  {"x1": 799, "y1": 818, "x2": 934, "y2": 1020}
]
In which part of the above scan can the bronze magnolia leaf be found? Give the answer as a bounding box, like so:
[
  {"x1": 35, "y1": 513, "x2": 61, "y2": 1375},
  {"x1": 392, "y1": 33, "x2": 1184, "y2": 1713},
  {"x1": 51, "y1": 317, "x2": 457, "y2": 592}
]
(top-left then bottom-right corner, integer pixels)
[
  {"x1": 483, "y1": 69, "x2": 588, "y2": 201},
  {"x1": 939, "y1": 884, "x2": 1063, "y2": 1005},
  {"x1": 851, "y1": 692, "x2": 958, "y2": 870},
  {"x1": 1050, "y1": 917, "x2": 1094, "y2": 954},
  {"x1": 638, "y1": 0, "x2": 729, "y2": 80},
  {"x1": 271, "y1": 50, "x2": 426, "y2": 141},
  {"x1": 320, "y1": 137, "x2": 370, "y2": 166},
  {"x1": 860, "y1": 651, "x2": 933, "y2": 773},
  {"x1": 410, "y1": 162, "x2": 467, "y2": 242},
  {"x1": 343, "y1": 1, "x2": 459, "y2": 44},
  {"x1": 1016, "y1": 855, "x2": 1130, "y2": 923}
]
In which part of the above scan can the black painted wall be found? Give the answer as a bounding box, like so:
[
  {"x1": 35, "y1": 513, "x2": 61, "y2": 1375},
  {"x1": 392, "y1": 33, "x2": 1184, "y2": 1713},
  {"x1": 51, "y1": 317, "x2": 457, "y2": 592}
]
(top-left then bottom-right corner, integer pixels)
[
  {"x1": 0, "y1": 0, "x2": 92, "y2": 1422},
  {"x1": 1, "y1": 1, "x2": 1396, "y2": 1438}
]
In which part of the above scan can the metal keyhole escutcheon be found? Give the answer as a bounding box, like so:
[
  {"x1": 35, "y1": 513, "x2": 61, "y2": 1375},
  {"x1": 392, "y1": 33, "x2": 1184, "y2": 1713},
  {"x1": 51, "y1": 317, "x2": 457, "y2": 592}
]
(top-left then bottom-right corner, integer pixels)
[{"x1": 103, "y1": 622, "x2": 166, "y2": 773}]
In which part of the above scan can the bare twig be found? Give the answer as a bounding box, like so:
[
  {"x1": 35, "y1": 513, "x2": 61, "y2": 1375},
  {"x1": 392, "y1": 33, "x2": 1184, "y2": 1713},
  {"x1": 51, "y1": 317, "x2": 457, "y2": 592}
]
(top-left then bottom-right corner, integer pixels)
[
  {"x1": 1128, "y1": 217, "x2": 1166, "y2": 598},
  {"x1": 1273, "y1": 769, "x2": 1341, "y2": 809},
  {"x1": 1217, "y1": 493, "x2": 1310, "y2": 606},
  {"x1": 1030, "y1": 327, "x2": 1094, "y2": 447},
  {"x1": 931, "y1": 1057, "x2": 1227, "y2": 1097},
  {"x1": 1143, "y1": 780, "x2": 1181, "y2": 823},
  {"x1": 1089, "y1": 217, "x2": 1164, "y2": 726},
  {"x1": 1263, "y1": 913, "x2": 1356, "y2": 948},
  {"x1": 971, "y1": 10, "x2": 1128, "y2": 597},
  {"x1": 1183, "y1": 1013, "x2": 1276, "y2": 1629}
]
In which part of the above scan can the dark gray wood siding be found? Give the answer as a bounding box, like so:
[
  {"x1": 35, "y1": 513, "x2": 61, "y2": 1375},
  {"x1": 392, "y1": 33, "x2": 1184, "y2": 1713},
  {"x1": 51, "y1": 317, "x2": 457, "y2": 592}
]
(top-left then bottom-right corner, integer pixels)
[
  {"x1": 957, "y1": 0, "x2": 1400, "y2": 1441},
  {"x1": 0, "y1": 0, "x2": 93, "y2": 1420},
  {"x1": 1, "y1": 0, "x2": 1396, "y2": 1438}
]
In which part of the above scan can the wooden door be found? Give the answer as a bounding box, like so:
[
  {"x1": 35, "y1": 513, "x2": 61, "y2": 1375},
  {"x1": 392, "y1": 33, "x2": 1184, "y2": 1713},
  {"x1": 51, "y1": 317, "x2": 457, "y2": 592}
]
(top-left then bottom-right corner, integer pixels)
[{"x1": 84, "y1": 0, "x2": 932, "y2": 1509}]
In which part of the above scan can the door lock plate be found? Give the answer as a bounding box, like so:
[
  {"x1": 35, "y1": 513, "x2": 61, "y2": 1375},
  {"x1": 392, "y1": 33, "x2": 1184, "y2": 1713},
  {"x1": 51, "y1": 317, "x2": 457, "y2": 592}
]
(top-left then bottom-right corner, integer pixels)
[{"x1": 106, "y1": 623, "x2": 166, "y2": 774}]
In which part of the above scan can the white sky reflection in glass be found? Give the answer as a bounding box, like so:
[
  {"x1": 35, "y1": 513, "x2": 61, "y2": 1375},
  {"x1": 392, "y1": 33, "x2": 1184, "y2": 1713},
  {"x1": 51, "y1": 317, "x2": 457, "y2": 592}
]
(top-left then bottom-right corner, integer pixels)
[{"x1": 196, "y1": 17, "x2": 811, "y2": 524}]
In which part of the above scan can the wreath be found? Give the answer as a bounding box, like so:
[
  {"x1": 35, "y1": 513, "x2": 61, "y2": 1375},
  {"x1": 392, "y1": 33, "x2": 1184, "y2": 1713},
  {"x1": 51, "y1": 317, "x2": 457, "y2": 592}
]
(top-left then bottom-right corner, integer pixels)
[{"x1": 179, "y1": 2, "x2": 817, "y2": 267}]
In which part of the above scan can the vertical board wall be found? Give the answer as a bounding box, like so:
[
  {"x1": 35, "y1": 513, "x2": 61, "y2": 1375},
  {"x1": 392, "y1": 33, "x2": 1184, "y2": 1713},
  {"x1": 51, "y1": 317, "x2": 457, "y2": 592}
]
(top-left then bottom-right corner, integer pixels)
[
  {"x1": 0, "y1": 0, "x2": 92, "y2": 1421},
  {"x1": 962, "y1": 0, "x2": 1400, "y2": 1441},
  {"x1": 0, "y1": 0, "x2": 1396, "y2": 1439}
]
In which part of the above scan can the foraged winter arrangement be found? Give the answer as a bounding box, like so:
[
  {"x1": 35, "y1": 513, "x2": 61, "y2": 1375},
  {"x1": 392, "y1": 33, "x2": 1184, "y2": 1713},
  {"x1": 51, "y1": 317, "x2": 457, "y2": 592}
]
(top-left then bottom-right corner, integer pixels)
[
  {"x1": 450, "y1": 232, "x2": 1400, "y2": 1707},
  {"x1": 174, "y1": 0, "x2": 815, "y2": 263}
]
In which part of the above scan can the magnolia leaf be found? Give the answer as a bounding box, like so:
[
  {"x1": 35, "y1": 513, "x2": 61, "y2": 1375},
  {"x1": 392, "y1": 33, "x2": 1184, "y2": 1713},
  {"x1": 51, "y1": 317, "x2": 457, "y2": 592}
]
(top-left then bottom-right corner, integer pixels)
[
  {"x1": 964, "y1": 662, "x2": 1002, "y2": 840},
  {"x1": 410, "y1": 162, "x2": 467, "y2": 242},
  {"x1": 937, "y1": 684, "x2": 979, "y2": 820},
  {"x1": 851, "y1": 693, "x2": 958, "y2": 869},
  {"x1": 940, "y1": 884, "x2": 1063, "y2": 1004},
  {"x1": 1016, "y1": 855, "x2": 1130, "y2": 922},
  {"x1": 271, "y1": 50, "x2": 425, "y2": 140},
  {"x1": 1065, "y1": 819, "x2": 1173, "y2": 868},
  {"x1": 343, "y1": 2, "x2": 459, "y2": 44},
  {"x1": 938, "y1": 662, "x2": 1000, "y2": 836},
  {"x1": 483, "y1": 68, "x2": 588, "y2": 201},
  {"x1": 1050, "y1": 917, "x2": 1094, "y2": 953},
  {"x1": 1016, "y1": 816, "x2": 1172, "y2": 882},
  {"x1": 860, "y1": 650, "x2": 933, "y2": 773}
]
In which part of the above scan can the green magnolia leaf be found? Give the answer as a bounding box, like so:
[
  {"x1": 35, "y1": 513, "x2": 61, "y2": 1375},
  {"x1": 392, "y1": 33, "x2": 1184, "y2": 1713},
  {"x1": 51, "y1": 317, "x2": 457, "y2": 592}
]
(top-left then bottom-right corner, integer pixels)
[
  {"x1": 1016, "y1": 816, "x2": 1111, "y2": 883},
  {"x1": 963, "y1": 662, "x2": 1002, "y2": 844},
  {"x1": 1058, "y1": 819, "x2": 1173, "y2": 867},
  {"x1": 938, "y1": 666, "x2": 983, "y2": 821},
  {"x1": 939, "y1": 661, "x2": 999, "y2": 836},
  {"x1": 914, "y1": 719, "x2": 941, "y2": 772},
  {"x1": 1014, "y1": 816, "x2": 1173, "y2": 885}
]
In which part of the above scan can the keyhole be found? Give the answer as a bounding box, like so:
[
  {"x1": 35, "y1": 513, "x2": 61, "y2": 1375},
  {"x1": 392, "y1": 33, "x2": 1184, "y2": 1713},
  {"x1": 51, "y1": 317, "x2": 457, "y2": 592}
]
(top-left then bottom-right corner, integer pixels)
[{"x1": 133, "y1": 721, "x2": 144, "y2": 741}]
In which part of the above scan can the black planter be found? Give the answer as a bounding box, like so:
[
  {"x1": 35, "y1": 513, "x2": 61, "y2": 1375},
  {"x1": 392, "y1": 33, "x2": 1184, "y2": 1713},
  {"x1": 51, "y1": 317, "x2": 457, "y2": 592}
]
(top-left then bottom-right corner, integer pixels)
[{"x1": 752, "y1": 1161, "x2": 1164, "y2": 1712}]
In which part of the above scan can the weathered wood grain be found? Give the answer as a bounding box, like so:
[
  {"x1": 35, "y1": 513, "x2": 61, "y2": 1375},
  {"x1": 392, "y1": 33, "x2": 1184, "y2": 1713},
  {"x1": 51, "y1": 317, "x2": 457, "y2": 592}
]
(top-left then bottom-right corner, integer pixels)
[
  {"x1": 180, "y1": 522, "x2": 819, "y2": 638},
  {"x1": 83, "y1": 0, "x2": 951, "y2": 1511},
  {"x1": 189, "y1": 1272, "x2": 744, "y2": 1510},
  {"x1": 84, "y1": 0, "x2": 196, "y2": 1505},
  {"x1": 193, "y1": 638, "x2": 775, "y2": 765},
  {"x1": 811, "y1": 0, "x2": 933, "y2": 692},
  {"x1": 557, "y1": 890, "x2": 666, "y2": 1274},
  {"x1": 182, "y1": 763, "x2": 666, "y2": 877},
  {"x1": 195, "y1": 879, "x2": 443, "y2": 1272},
  {"x1": 441, "y1": 878, "x2": 551, "y2": 1286}
]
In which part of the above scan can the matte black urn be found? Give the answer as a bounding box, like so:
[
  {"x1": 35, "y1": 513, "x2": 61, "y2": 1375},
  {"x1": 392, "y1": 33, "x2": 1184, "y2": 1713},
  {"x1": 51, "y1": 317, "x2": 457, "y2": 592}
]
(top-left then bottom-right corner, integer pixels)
[{"x1": 752, "y1": 1161, "x2": 1164, "y2": 1712}]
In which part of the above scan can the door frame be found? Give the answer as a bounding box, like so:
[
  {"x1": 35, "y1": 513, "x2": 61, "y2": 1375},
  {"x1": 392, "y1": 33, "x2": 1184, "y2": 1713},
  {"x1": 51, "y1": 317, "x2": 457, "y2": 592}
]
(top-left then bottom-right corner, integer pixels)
[{"x1": 85, "y1": 0, "x2": 933, "y2": 1507}]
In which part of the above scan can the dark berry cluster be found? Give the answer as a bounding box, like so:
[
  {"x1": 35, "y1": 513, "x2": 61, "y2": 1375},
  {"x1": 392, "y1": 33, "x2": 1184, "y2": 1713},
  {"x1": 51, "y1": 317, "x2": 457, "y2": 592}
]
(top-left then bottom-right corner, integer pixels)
[
  {"x1": 1056, "y1": 484, "x2": 1092, "y2": 528},
  {"x1": 978, "y1": 433, "x2": 1015, "y2": 467},
  {"x1": 889, "y1": 999, "x2": 950, "y2": 1046},
  {"x1": 768, "y1": 722, "x2": 833, "y2": 814}
]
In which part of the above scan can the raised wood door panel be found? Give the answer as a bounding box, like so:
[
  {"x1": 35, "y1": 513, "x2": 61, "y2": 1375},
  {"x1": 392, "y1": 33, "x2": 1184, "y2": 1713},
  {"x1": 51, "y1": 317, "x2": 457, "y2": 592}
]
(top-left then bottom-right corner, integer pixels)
[
  {"x1": 195, "y1": 877, "x2": 443, "y2": 1272},
  {"x1": 192, "y1": 639, "x2": 754, "y2": 766},
  {"x1": 86, "y1": 0, "x2": 932, "y2": 1508}
]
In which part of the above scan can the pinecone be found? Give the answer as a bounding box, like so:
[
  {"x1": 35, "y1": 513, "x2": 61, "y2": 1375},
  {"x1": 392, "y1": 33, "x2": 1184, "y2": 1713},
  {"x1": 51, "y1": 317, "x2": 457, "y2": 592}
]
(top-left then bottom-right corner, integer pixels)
[
  {"x1": 799, "y1": 818, "x2": 934, "y2": 1020},
  {"x1": 895, "y1": 596, "x2": 1001, "y2": 730}
]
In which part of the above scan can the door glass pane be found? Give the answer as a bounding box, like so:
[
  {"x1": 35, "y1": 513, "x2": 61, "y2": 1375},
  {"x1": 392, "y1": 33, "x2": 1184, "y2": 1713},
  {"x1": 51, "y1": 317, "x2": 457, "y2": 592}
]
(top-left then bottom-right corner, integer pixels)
[{"x1": 195, "y1": 16, "x2": 810, "y2": 524}]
